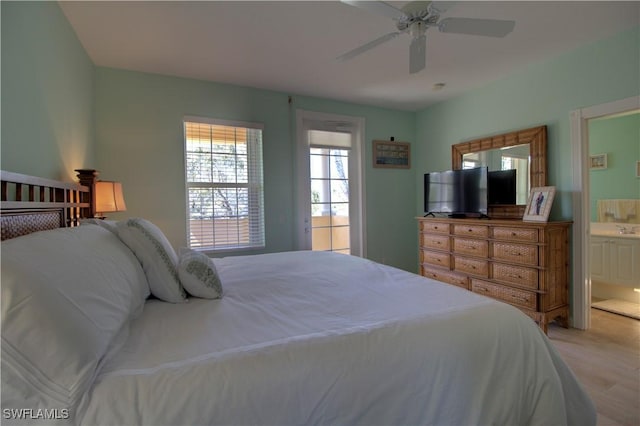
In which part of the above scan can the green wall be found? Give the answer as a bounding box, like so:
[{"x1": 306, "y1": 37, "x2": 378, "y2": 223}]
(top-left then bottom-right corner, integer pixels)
[
  {"x1": 94, "y1": 68, "x2": 417, "y2": 271},
  {"x1": 2, "y1": 0, "x2": 638, "y2": 276},
  {"x1": 414, "y1": 26, "x2": 640, "y2": 222},
  {"x1": 589, "y1": 112, "x2": 640, "y2": 222},
  {"x1": 1, "y1": 1, "x2": 94, "y2": 181}
]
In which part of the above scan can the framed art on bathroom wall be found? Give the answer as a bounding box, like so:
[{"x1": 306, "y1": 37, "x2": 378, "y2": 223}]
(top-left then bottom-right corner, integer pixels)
[{"x1": 589, "y1": 153, "x2": 607, "y2": 170}]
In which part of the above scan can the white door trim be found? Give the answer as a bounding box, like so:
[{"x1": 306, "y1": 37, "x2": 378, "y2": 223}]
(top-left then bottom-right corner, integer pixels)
[
  {"x1": 569, "y1": 95, "x2": 639, "y2": 330},
  {"x1": 295, "y1": 109, "x2": 366, "y2": 256}
]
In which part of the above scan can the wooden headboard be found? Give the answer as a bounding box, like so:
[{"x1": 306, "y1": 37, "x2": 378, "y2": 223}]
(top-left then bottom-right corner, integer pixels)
[{"x1": 1, "y1": 170, "x2": 95, "y2": 240}]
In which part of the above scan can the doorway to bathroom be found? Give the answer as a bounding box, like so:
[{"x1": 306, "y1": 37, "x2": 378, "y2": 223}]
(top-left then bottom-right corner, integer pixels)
[
  {"x1": 571, "y1": 96, "x2": 640, "y2": 329},
  {"x1": 587, "y1": 110, "x2": 640, "y2": 320}
]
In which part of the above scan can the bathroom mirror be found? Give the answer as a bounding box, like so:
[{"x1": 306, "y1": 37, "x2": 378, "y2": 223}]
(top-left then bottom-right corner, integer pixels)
[{"x1": 452, "y1": 125, "x2": 547, "y2": 218}]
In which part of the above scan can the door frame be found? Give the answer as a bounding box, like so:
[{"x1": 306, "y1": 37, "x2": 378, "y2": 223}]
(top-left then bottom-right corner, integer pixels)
[
  {"x1": 295, "y1": 109, "x2": 366, "y2": 256},
  {"x1": 569, "y1": 95, "x2": 639, "y2": 329}
]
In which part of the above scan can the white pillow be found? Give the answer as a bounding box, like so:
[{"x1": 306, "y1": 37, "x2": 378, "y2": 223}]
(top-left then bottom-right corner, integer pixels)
[
  {"x1": 178, "y1": 249, "x2": 223, "y2": 299},
  {"x1": 1, "y1": 225, "x2": 149, "y2": 418},
  {"x1": 116, "y1": 218, "x2": 187, "y2": 303},
  {"x1": 80, "y1": 218, "x2": 118, "y2": 234}
]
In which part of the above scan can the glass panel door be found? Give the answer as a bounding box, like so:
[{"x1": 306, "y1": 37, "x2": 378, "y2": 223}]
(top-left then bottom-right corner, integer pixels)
[
  {"x1": 295, "y1": 109, "x2": 365, "y2": 257},
  {"x1": 310, "y1": 147, "x2": 350, "y2": 254}
]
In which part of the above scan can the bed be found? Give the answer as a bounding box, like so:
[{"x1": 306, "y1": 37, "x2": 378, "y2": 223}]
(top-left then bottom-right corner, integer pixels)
[{"x1": 1, "y1": 170, "x2": 596, "y2": 426}]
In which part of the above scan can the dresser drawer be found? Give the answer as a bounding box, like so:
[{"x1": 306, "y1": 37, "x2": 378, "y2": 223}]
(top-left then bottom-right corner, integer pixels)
[
  {"x1": 454, "y1": 256, "x2": 489, "y2": 278},
  {"x1": 453, "y1": 224, "x2": 489, "y2": 238},
  {"x1": 491, "y1": 263, "x2": 539, "y2": 290},
  {"x1": 422, "y1": 266, "x2": 469, "y2": 290},
  {"x1": 453, "y1": 237, "x2": 489, "y2": 257},
  {"x1": 422, "y1": 250, "x2": 451, "y2": 269},
  {"x1": 471, "y1": 279, "x2": 537, "y2": 310},
  {"x1": 492, "y1": 242, "x2": 538, "y2": 266},
  {"x1": 420, "y1": 221, "x2": 450, "y2": 234},
  {"x1": 421, "y1": 234, "x2": 450, "y2": 251},
  {"x1": 493, "y1": 227, "x2": 538, "y2": 242}
]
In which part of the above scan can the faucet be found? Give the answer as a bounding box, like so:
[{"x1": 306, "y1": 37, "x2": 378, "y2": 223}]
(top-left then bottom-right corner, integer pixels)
[{"x1": 616, "y1": 225, "x2": 638, "y2": 235}]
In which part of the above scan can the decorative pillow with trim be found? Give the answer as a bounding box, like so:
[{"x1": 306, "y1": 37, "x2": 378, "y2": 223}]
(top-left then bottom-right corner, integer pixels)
[
  {"x1": 116, "y1": 218, "x2": 187, "y2": 303},
  {"x1": 178, "y1": 248, "x2": 223, "y2": 299}
]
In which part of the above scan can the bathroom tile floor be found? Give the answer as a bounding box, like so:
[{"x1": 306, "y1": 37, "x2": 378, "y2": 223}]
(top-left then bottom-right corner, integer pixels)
[{"x1": 592, "y1": 299, "x2": 640, "y2": 320}]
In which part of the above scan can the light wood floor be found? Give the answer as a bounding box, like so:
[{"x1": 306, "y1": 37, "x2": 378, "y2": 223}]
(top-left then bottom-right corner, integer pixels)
[{"x1": 548, "y1": 309, "x2": 640, "y2": 426}]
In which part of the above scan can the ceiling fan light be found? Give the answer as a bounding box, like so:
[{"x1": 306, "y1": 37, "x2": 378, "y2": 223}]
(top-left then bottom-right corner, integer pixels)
[
  {"x1": 410, "y1": 21, "x2": 427, "y2": 38},
  {"x1": 409, "y1": 34, "x2": 427, "y2": 74}
]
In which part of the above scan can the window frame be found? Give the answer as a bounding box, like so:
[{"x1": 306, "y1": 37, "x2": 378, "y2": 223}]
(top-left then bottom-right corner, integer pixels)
[{"x1": 183, "y1": 116, "x2": 265, "y2": 252}]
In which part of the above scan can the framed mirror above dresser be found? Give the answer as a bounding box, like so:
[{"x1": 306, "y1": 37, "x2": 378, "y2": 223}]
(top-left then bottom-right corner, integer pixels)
[{"x1": 451, "y1": 125, "x2": 547, "y2": 219}]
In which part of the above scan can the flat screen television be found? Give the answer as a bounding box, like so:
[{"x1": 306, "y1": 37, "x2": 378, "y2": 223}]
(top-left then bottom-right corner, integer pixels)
[
  {"x1": 488, "y1": 169, "x2": 517, "y2": 205},
  {"x1": 424, "y1": 167, "x2": 488, "y2": 217}
]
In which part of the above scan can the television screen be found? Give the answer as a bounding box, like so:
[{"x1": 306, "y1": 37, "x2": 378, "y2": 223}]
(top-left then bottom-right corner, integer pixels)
[
  {"x1": 424, "y1": 167, "x2": 488, "y2": 217},
  {"x1": 488, "y1": 169, "x2": 517, "y2": 205}
]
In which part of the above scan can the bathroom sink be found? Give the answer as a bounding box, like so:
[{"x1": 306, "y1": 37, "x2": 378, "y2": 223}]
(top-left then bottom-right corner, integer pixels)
[
  {"x1": 590, "y1": 229, "x2": 640, "y2": 239},
  {"x1": 590, "y1": 223, "x2": 640, "y2": 239}
]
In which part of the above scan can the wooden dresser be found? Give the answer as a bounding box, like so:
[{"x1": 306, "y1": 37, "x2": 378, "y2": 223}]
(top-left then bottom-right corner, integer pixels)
[{"x1": 417, "y1": 217, "x2": 571, "y2": 333}]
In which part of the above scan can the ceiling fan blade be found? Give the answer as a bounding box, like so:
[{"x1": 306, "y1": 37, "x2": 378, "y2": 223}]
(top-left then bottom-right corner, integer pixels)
[
  {"x1": 340, "y1": 0, "x2": 406, "y2": 20},
  {"x1": 409, "y1": 34, "x2": 426, "y2": 74},
  {"x1": 429, "y1": 1, "x2": 458, "y2": 15},
  {"x1": 438, "y1": 17, "x2": 515, "y2": 37},
  {"x1": 337, "y1": 32, "x2": 401, "y2": 62}
]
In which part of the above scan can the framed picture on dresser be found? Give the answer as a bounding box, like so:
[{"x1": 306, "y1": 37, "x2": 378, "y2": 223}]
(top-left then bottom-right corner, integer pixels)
[{"x1": 523, "y1": 186, "x2": 556, "y2": 222}]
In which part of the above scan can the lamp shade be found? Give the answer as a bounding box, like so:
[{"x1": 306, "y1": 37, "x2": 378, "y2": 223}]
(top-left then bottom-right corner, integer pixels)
[{"x1": 95, "y1": 181, "x2": 127, "y2": 214}]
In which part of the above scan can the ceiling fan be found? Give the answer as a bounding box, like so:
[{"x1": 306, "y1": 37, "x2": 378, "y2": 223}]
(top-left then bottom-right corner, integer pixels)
[{"x1": 337, "y1": 1, "x2": 516, "y2": 74}]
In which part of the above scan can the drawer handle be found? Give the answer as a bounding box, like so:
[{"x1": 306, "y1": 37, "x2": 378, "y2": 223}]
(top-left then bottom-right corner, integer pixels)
[
  {"x1": 510, "y1": 251, "x2": 522, "y2": 256},
  {"x1": 465, "y1": 245, "x2": 476, "y2": 250},
  {"x1": 510, "y1": 295, "x2": 529, "y2": 302},
  {"x1": 467, "y1": 228, "x2": 473, "y2": 233},
  {"x1": 511, "y1": 232, "x2": 517, "y2": 237},
  {"x1": 508, "y1": 273, "x2": 522, "y2": 279},
  {"x1": 477, "y1": 287, "x2": 489, "y2": 292}
]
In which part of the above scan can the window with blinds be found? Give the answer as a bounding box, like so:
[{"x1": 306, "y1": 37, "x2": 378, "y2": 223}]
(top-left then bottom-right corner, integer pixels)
[{"x1": 184, "y1": 118, "x2": 264, "y2": 251}]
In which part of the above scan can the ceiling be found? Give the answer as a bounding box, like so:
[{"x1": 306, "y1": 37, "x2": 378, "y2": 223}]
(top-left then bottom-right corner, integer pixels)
[{"x1": 59, "y1": 1, "x2": 640, "y2": 111}]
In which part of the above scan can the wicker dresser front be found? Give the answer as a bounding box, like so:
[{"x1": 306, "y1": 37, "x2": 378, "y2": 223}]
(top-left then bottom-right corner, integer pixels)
[{"x1": 418, "y1": 217, "x2": 571, "y2": 333}]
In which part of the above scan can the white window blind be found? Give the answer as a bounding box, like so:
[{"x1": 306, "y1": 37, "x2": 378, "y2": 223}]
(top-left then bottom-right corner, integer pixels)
[{"x1": 184, "y1": 118, "x2": 264, "y2": 251}]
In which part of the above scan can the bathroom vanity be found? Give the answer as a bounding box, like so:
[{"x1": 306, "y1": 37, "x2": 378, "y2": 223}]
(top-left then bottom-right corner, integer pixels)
[{"x1": 590, "y1": 223, "x2": 640, "y2": 288}]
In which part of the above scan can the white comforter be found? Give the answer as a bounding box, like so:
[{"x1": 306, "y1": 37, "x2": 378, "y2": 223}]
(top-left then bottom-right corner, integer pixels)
[{"x1": 78, "y1": 251, "x2": 595, "y2": 425}]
